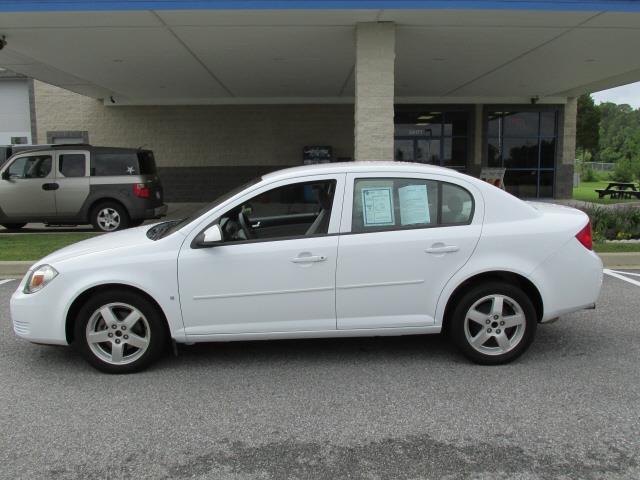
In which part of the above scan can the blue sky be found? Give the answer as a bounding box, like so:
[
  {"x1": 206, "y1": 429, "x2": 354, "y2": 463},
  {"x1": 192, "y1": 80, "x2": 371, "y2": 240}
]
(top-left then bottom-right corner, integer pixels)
[{"x1": 593, "y1": 81, "x2": 640, "y2": 109}]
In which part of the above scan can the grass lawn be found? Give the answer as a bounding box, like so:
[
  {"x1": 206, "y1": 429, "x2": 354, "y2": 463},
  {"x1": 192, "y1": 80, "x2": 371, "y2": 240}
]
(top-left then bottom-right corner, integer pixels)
[
  {"x1": 593, "y1": 242, "x2": 640, "y2": 253},
  {"x1": 573, "y1": 181, "x2": 639, "y2": 204},
  {"x1": 0, "y1": 233, "x2": 99, "y2": 261}
]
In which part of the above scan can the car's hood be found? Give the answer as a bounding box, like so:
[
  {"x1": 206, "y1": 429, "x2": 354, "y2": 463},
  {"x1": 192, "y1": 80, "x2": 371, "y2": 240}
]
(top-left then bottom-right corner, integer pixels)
[{"x1": 37, "y1": 225, "x2": 156, "y2": 266}]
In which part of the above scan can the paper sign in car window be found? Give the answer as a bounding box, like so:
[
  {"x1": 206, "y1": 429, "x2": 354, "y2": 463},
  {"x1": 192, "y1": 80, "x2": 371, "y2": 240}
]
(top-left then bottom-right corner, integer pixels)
[
  {"x1": 399, "y1": 184, "x2": 430, "y2": 225},
  {"x1": 362, "y1": 187, "x2": 395, "y2": 227}
]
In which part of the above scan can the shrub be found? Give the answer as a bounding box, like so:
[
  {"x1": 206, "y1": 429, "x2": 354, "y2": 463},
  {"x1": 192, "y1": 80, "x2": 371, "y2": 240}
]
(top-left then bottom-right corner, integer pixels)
[
  {"x1": 612, "y1": 159, "x2": 634, "y2": 183},
  {"x1": 582, "y1": 167, "x2": 598, "y2": 182},
  {"x1": 578, "y1": 205, "x2": 640, "y2": 241}
]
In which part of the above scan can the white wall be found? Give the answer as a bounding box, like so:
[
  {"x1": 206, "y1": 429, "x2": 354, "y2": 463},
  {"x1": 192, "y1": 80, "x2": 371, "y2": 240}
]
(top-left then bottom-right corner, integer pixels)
[{"x1": 0, "y1": 78, "x2": 31, "y2": 144}]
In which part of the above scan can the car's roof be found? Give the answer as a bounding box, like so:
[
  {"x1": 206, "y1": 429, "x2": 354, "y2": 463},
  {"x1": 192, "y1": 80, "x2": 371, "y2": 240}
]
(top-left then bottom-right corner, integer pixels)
[{"x1": 262, "y1": 161, "x2": 461, "y2": 181}]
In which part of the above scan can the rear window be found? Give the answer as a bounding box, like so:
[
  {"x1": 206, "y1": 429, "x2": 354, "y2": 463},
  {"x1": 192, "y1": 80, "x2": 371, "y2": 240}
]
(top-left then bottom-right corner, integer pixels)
[
  {"x1": 91, "y1": 150, "x2": 155, "y2": 176},
  {"x1": 137, "y1": 150, "x2": 157, "y2": 175}
]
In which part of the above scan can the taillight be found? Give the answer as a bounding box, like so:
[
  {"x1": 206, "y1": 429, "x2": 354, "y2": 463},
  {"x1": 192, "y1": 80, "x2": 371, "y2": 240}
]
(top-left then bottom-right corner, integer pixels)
[
  {"x1": 575, "y1": 222, "x2": 592, "y2": 250},
  {"x1": 133, "y1": 183, "x2": 150, "y2": 198}
]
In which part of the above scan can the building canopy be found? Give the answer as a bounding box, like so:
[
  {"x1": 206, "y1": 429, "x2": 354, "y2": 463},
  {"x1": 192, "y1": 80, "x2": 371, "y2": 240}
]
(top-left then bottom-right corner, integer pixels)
[{"x1": 1, "y1": 0, "x2": 640, "y2": 104}]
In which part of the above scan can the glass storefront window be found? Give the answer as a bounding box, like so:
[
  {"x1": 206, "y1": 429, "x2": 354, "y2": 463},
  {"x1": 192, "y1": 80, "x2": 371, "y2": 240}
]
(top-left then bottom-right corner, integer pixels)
[
  {"x1": 487, "y1": 110, "x2": 558, "y2": 198},
  {"x1": 394, "y1": 108, "x2": 469, "y2": 170}
]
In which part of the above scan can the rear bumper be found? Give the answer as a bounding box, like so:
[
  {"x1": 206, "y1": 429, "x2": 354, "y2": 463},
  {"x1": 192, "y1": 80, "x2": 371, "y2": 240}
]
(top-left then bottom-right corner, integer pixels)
[
  {"x1": 530, "y1": 239, "x2": 603, "y2": 322},
  {"x1": 146, "y1": 204, "x2": 168, "y2": 219}
]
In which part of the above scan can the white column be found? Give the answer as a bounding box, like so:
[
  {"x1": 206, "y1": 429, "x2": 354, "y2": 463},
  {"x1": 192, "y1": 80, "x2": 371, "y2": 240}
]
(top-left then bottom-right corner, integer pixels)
[{"x1": 354, "y1": 22, "x2": 396, "y2": 161}]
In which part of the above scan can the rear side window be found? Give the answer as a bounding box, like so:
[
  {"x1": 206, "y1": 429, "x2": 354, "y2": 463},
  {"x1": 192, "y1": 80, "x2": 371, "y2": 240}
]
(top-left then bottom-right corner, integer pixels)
[
  {"x1": 441, "y1": 182, "x2": 474, "y2": 225},
  {"x1": 59, "y1": 154, "x2": 86, "y2": 178},
  {"x1": 8, "y1": 155, "x2": 52, "y2": 179},
  {"x1": 352, "y1": 178, "x2": 474, "y2": 233},
  {"x1": 137, "y1": 151, "x2": 157, "y2": 175},
  {"x1": 92, "y1": 152, "x2": 139, "y2": 176}
]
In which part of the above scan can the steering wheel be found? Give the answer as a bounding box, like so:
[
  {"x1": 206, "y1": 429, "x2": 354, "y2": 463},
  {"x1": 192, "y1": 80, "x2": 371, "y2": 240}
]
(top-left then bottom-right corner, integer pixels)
[{"x1": 237, "y1": 210, "x2": 256, "y2": 240}]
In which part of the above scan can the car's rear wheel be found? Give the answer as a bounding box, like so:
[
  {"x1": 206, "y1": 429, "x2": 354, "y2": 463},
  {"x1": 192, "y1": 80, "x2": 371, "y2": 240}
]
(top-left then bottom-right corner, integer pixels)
[
  {"x1": 1, "y1": 223, "x2": 27, "y2": 230},
  {"x1": 73, "y1": 289, "x2": 167, "y2": 373},
  {"x1": 91, "y1": 201, "x2": 129, "y2": 232},
  {"x1": 450, "y1": 281, "x2": 537, "y2": 365}
]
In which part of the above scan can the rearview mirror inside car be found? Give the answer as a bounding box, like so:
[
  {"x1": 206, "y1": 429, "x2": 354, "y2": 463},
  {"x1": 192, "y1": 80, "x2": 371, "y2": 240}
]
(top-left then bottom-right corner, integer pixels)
[{"x1": 194, "y1": 224, "x2": 223, "y2": 248}]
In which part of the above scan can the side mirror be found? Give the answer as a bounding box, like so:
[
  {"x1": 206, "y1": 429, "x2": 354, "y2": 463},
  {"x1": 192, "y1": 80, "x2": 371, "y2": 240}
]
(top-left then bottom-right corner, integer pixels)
[
  {"x1": 195, "y1": 224, "x2": 223, "y2": 248},
  {"x1": 1, "y1": 170, "x2": 10, "y2": 180}
]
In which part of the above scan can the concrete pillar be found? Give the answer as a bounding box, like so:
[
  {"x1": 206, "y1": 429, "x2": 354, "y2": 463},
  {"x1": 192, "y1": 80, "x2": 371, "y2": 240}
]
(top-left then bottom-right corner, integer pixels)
[
  {"x1": 470, "y1": 104, "x2": 484, "y2": 177},
  {"x1": 354, "y1": 22, "x2": 395, "y2": 161},
  {"x1": 556, "y1": 97, "x2": 577, "y2": 198}
]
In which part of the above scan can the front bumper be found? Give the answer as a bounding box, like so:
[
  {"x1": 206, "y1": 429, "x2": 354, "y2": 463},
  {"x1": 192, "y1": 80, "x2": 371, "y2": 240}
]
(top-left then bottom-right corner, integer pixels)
[{"x1": 10, "y1": 274, "x2": 69, "y2": 346}]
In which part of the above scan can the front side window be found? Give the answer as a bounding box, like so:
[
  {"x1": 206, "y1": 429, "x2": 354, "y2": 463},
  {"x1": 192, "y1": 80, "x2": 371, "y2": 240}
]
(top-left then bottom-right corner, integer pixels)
[
  {"x1": 352, "y1": 178, "x2": 473, "y2": 233},
  {"x1": 218, "y1": 180, "x2": 336, "y2": 242},
  {"x1": 59, "y1": 154, "x2": 86, "y2": 178},
  {"x1": 8, "y1": 155, "x2": 52, "y2": 179}
]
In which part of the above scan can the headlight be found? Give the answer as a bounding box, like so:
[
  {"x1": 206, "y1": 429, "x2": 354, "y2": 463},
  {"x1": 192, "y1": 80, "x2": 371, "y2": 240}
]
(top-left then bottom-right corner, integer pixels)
[{"x1": 24, "y1": 265, "x2": 58, "y2": 294}]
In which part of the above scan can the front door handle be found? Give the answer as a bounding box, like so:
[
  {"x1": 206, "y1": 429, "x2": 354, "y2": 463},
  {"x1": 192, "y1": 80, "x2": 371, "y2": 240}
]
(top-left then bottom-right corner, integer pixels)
[
  {"x1": 42, "y1": 183, "x2": 59, "y2": 191},
  {"x1": 291, "y1": 254, "x2": 327, "y2": 264},
  {"x1": 425, "y1": 245, "x2": 459, "y2": 254}
]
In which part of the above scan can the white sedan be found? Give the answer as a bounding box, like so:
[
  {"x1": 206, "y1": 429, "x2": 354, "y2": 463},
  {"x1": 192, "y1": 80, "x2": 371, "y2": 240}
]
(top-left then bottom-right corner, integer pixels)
[{"x1": 10, "y1": 162, "x2": 602, "y2": 373}]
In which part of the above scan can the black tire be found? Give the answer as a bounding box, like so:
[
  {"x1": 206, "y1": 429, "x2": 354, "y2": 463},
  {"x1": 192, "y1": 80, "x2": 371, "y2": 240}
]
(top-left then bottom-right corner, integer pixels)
[
  {"x1": 90, "y1": 201, "x2": 130, "y2": 232},
  {"x1": 1, "y1": 223, "x2": 27, "y2": 230},
  {"x1": 73, "y1": 289, "x2": 167, "y2": 373},
  {"x1": 449, "y1": 281, "x2": 537, "y2": 365}
]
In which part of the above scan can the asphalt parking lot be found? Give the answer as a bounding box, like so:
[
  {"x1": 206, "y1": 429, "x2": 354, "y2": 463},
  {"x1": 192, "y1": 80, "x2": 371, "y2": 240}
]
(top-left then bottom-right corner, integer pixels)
[{"x1": 0, "y1": 274, "x2": 639, "y2": 480}]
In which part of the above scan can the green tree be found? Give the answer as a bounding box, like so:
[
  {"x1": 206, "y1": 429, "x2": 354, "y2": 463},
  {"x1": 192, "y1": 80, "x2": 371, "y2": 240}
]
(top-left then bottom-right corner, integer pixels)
[{"x1": 576, "y1": 94, "x2": 600, "y2": 158}]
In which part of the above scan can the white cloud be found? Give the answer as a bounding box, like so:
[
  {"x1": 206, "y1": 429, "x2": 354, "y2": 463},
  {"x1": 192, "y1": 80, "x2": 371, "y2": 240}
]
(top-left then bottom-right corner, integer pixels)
[{"x1": 592, "y1": 81, "x2": 640, "y2": 108}]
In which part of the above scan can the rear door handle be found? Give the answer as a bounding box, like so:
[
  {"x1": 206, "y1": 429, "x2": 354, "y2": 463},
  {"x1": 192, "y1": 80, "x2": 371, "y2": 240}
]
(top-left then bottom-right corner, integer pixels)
[
  {"x1": 42, "y1": 183, "x2": 59, "y2": 191},
  {"x1": 425, "y1": 245, "x2": 459, "y2": 254},
  {"x1": 291, "y1": 255, "x2": 327, "y2": 264}
]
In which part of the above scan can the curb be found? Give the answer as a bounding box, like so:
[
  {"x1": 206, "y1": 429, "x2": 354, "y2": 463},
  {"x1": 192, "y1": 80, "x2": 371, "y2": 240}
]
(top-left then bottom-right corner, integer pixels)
[
  {"x1": 598, "y1": 252, "x2": 640, "y2": 269},
  {"x1": 0, "y1": 261, "x2": 32, "y2": 277},
  {"x1": 0, "y1": 253, "x2": 639, "y2": 277}
]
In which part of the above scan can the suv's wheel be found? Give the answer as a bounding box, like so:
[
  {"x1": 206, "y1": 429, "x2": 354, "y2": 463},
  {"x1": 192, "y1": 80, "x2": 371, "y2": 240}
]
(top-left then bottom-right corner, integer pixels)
[
  {"x1": 73, "y1": 289, "x2": 167, "y2": 373},
  {"x1": 1, "y1": 223, "x2": 27, "y2": 230},
  {"x1": 91, "y1": 202, "x2": 129, "y2": 232},
  {"x1": 449, "y1": 281, "x2": 537, "y2": 365}
]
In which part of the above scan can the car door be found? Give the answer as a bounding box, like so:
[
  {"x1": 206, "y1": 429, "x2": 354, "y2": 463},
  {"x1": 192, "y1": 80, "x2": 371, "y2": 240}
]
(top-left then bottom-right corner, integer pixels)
[
  {"x1": 54, "y1": 150, "x2": 90, "y2": 217},
  {"x1": 178, "y1": 173, "x2": 345, "y2": 336},
  {"x1": 336, "y1": 172, "x2": 483, "y2": 329},
  {"x1": 0, "y1": 152, "x2": 56, "y2": 217}
]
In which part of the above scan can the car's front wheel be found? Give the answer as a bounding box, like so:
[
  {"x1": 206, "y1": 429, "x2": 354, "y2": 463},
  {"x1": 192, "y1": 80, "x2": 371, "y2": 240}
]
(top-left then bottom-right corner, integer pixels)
[
  {"x1": 450, "y1": 281, "x2": 537, "y2": 365},
  {"x1": 73, "y1": 289, "x2": 167, "y2": 373}
]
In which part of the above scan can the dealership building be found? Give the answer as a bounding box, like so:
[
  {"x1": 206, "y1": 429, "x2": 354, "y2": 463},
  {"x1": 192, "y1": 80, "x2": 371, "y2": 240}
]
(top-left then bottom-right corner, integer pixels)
[{"x1": 1, "y1": 0, "x2": 640, "y2": 201}]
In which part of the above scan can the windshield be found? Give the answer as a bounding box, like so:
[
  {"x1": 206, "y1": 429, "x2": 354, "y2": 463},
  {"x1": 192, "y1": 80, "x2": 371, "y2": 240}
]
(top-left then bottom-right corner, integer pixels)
[{"x1": 148, "y1": 177, "x2": 262, "y2": 240}]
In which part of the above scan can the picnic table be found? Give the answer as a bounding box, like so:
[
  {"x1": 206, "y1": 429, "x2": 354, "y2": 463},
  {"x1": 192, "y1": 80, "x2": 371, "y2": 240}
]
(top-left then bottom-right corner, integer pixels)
[{"x1": 595, "y1": 182, "x2": 640, "y2": 199}]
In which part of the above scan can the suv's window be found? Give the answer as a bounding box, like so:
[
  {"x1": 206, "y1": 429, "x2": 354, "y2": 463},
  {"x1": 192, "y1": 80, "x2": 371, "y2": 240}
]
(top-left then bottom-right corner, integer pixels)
[
  {"x1": 59, "y1": 154, "x2": 86, "y2": 178},
  {"x1": 218, "y1": 180, "x2": 336, "y2": 242},
  {"x1": 8, "y1": 155, "x2": 52, "y2": 179},
  {"x1": 352, "y1": 178, "x2": 473, "y2": 233},
  {"x1": 137, "y1": 151, "x2": 157, "y2": 175},
  {"x1": 92, "y1": 152, "x2": 139, "y2": 176}
]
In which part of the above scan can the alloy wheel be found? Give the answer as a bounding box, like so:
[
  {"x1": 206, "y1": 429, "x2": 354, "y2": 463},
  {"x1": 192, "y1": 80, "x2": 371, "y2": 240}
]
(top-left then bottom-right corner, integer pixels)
[
  {"x1": 85, "y1": 302, "x2": 151, "y2": 365},
  {"x1": 463, "y1": 294, "x2": 526, "y2": 356},
  {"x1": 96, "y1": 207, "x2": 121, "y2": 231}
]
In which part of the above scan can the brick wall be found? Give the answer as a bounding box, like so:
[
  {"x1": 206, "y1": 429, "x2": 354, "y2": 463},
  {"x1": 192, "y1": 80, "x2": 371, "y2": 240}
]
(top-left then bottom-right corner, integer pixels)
[{"x1": 34, "y1": 81, "x2": 354, "y2": 201}]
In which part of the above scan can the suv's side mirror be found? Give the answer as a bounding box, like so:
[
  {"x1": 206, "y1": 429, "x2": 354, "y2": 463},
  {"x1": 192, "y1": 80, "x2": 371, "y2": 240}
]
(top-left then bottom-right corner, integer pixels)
[
  {"x1": 194, "y1": 224, "x2": 223, "y2": 248},
  {"x1": 1, "y1": 170, "x2": 10, "y2": 180}
]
